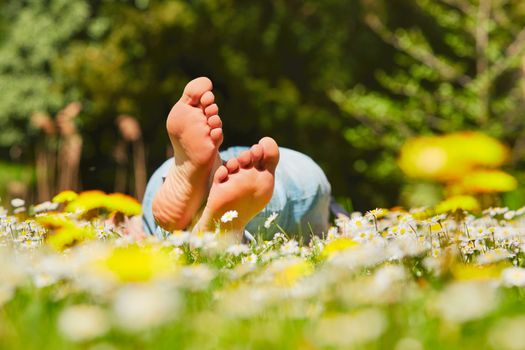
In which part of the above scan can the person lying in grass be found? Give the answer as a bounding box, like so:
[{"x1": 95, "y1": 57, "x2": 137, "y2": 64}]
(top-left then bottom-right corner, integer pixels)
[{"x1": 142, "y1": 77, "x2": 332, "y2": 240}]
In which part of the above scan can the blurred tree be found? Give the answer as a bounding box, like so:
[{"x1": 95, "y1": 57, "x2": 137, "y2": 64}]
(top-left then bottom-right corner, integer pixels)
[
  {"x1": 54, "y1": 0, "x2": 389, "y2": 208},
  {"x1": 0, "y1": 0, "x2": 90, "y2": 146},
  {"x1": 31, "y1": 111, "x2": 57, "y2": 202},
  {"x1": 114, "y1": 115, "x2": 146, "y2": 201},
  {"x1": 56, "y1": 102, "x2": 83, "y2": 192},
  {"x1": 330, "y1": 0, "x2": 525, "y2": 207}
]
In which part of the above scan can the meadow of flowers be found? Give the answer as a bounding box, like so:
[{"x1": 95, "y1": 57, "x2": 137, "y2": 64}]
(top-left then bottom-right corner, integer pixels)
[{"x1": 2, "y1": 190, "x2": 525, "y2": 350}]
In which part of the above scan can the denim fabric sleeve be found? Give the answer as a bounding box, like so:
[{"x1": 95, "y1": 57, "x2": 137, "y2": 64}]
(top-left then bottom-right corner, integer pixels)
[
  {"x1": 141, "y1": 158, "x2": 173, "y2": 236},
  {"x1": 244, "y1": 148, "x2": 331, "y2": 239}
]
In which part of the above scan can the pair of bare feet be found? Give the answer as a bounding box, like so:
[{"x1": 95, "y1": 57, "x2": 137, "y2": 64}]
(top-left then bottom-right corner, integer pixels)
[{"x1": 152, "y1": 77, "x2": 279, "y2": 239}]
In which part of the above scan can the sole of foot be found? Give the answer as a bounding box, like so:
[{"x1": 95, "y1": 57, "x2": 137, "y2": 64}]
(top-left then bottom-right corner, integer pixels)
[
  {"x1": 193, "y1": 137, "x2": 280, "y2": 240},
  {"x1": 152, "y1": 77, "x2": 223, "y2": 231}
]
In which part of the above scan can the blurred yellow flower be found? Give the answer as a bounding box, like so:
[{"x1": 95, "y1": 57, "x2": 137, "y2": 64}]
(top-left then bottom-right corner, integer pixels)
[
  {"x1": 435, "y1": 195, "x2": 480, "y2": 213},
  {"x1": 35, "y1": 213, "x2": 97, "y2": 250},
  {"x1": 454, "y1": 170, "x2": 517, "y2": 194},
  {"x1": 273, "y1": 260, "x2": 313, "y2": 287},
  {"x1": 105, "y1": 193, "x2": 142, "y2": 216},
  {"x1": 398, "y1": 132, "x2": 509, "y2": 182},
  {"x1": 410, "y1": 208, "x2": 434, "y2": 221},
  {"x1": 452, "y1": 263, "x2": 507, "y2": 281},
  {"x1": 445, "y1": 132, "x2": 508, "y2": 168},
  {"x1": 65, "y1": 190, "x2": 108, "y2": 214},
  {"x1": 35, "y1": 213, "x2": 75, "y2": 229},
  {"x1": 322, "y1": 238, "x2": 357, "y2": 259},
  {"x1": 65, "y1": 191, "x2": 141, "y2": 216},
  {"x1": 46, "y1": 225, "x2": 96, "y2": 251},
  {"x1": 398, "y1": 136, "x2": 467, "y2": 181},
  {"x1": 52, "y1": 190, "x2": 78, "y2": 203},
  {"x1": 100, "y1": 245, "x2": 176, "y2": 283}
]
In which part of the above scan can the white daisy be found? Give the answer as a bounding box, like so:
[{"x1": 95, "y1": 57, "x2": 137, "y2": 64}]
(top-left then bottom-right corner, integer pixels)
[
  {"x1": 502, "y1": 267, "x2": 525, "y2": 287},
  {"x1": 10, "y1": 198, "x2": 25, "y2": 208},
  {"x1": 264, "y1": 212, "x2": 278, "y2": 228},
  {"x1": 242, "y1": 253, "x2": 258, "y2": 265},
  {"x1": 226, "y1": 244, "x2": 250, "y2": 256},
  {"x1": 221, "y1": 210, "x2": 238, "y2": 223}
]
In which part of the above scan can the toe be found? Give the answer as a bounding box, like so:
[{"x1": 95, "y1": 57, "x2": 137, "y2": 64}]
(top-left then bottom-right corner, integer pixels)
[
  {"x1": 180, "y1": 77, "x2": 212, "y2": 106},
  {"x1": 205, "y1": 104, "x2": 219, "y2": 117},
  {"x1": 250, "y1": 144, "x2": 263, "y2": 162},
  {"x1": 213, "y1": 165, "x2": 229, "y2": 183},
  {"x1": 200, "y1": 91, "x2": 215, "y2": 107},
  {"x1": 259, "y1": 137, "x2": 280, "y2": 172},
  {"x1": 226, "y1": 158, "x2": 240, "y2": 173},
  {"x1": 250, "y1": 144, "x2": 263, "y2": 169},
  {"x1": 210, "y1": 128, "x2": 223, "y2": 145},
  {"x1": 237, "y1": 150, "x2": 253, "y2": 168},
  {"x1": 207, "y1": 115, "x2": 222, "y2": 129}
]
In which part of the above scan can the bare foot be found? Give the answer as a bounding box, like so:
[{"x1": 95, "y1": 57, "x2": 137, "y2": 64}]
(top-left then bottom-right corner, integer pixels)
[
  {"x1": 193, "y1": 137, "x2": 280, "y2": 239},
  {"x1": 152, "y1": 77, "x2": 223, "y2": 231}
]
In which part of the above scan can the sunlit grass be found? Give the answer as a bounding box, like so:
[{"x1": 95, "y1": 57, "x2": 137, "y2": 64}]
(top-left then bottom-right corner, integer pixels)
[{"x1": 2, "y1": 195, "x2": 525, "y2": 349}]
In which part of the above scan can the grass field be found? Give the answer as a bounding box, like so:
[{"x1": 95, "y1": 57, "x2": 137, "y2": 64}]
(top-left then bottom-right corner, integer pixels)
[{"x1": 2, "y1": 193, "x2": 525, "y2": 350}]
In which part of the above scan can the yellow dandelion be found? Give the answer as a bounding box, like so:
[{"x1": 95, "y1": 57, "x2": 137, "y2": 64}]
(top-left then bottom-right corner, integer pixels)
[
  {"x1": 455, "y1": 169, "x2": 517, "y2": 194},
  {"x1": 273, "y1": 260, "x2": 313, "y2": 287},
  {"x1": 398, "y1": 132, "x2": 509, "y2": 182},
  {"x1": 445, "y1": 131, "x2": 508, "y2": 168},
  {"x1": 435, "y1": 195, "x2": 480, "y2": 214},
  {"x1": 99, "y1": 245, "x2": 176, "y2": 283},
  {"x1": 46, "y1": 225, "x2": 96, "y2": 251},
  {"x1": 105, "y1": 193, "x2": 142, "y2": 216},
  {"x1": 322, "y1": 237, "x2": 357, "y2": 259},
  {"x1": 398, "y1": 136, "x2": 467, "y2": 181},
  {"x1": 35, "y1": 213, "x2": 75, "y2": 229},
  {"x1": 65, "y1": 190, "x2": 108, "y2": 214},
  {"x1": 452, "y1": 263, "x2": 508, "y2": 281},
  {"x1": 64, "y1": 191, "x2": 142, "y2": 217},
  {"x1": 52, "y1": 190, "x2": 78, "y2": 203}
]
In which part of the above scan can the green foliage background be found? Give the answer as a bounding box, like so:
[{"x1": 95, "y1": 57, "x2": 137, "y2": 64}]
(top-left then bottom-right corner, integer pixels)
[{"x1": 2, "y1": 0, "x2": 525, "y2": 210}]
